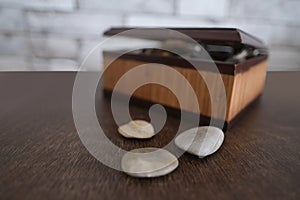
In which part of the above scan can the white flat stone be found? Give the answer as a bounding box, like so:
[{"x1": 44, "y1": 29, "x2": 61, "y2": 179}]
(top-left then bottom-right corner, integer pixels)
[
  {"x1": 121, "y1": 148, "x2": 178, "y2": 178},
  {"x1": 118, "y1": 120, "x2": 155, "y2": 139},
  {"x1": 175, "y1": 126, "x2": 224, "y2": 158}
]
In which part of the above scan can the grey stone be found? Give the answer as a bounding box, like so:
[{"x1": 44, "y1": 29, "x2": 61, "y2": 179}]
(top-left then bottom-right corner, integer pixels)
[
  {"x1": 121, "y1": 148, "x2": 178, "y2": 178},
  {"x1": 175, "y1": 126, "x2": 224, "y2": 158},
  {"x1": 118, "y1": 120, "x2": 155, "y2": 139}
]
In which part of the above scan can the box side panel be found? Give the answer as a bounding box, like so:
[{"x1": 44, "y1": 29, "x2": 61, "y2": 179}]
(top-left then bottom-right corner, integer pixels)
[{"x1": 227, "y1": 60, "x2": 268, "y2": 121}]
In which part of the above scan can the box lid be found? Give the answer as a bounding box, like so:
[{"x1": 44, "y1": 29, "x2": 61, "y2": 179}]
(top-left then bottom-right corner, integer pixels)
[{"x1": 103, "y1": 27, "x2": 267, "y2": 50}]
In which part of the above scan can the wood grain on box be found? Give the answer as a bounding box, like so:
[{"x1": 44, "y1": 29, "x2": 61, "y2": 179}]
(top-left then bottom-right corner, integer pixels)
[{"x1": 103, "y1": 57, "x2": 268, "y2": 125}]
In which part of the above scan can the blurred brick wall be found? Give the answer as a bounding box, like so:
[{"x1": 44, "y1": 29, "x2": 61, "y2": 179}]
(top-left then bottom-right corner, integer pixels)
[{"x1": 0, "y1": 0, "x2": 299, "y2": 71}]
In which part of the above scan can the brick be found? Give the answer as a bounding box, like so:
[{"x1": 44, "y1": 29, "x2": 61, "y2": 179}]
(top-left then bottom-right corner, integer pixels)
[
  {"x1": 0, "y1": 0, "x2": 75, "y2": 12},
  {"x1": 27, "y1": 12, "x2": 123, "y2": 38},
  {"x1": 78, "y1": 0, "x2": 173, "y2": 14},
  {"x1": 177, "y1": 0, "x2": 230, "y2": 19},
  {"x1": 269, "y1": 46, "x2": 300, "y2": 71},
  {"x1": 30, "y1": 35, "x2": 78, "y2": 59},
  {"x1": 32, "y1": 57, "x2": 79, "y2": 71},
  {"x1": 0, "y1": 8, "x2": 25, "y2": 32},
  {"x1": 125, "y1": 14, "x2": 219, "y2": 27},
  {"x1": 229, "y1": 0, "x2": 300, "y2": 24},
  {"x1": 0, "y1": 55, "x2": 30, "y2": 71},
  {"x1": 269, "y1": 25, "x2": 300, "y2": 47},
  {"x1": 0, "y1": 34, "x2": 29, "y2": 56}
]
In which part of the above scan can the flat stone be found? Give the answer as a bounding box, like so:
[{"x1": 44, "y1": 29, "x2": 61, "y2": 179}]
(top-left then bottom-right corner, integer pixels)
[
  {"x1": 118, "y1": 120, "x2": 155, "y2": 139},
  {"x1": 175, "y1": 126, "x2": 224, "y2": 158},
  {"x1": 121, "y1": 148, "x2": 178, "y2": 178}
]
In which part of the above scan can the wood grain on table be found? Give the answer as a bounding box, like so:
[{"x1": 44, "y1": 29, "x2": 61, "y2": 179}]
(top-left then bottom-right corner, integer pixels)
[{"x1": 0, "y1": 72, "x2": 299, "y2": 200}]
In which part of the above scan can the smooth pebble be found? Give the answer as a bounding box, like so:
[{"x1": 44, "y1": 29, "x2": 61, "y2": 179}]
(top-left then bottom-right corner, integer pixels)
[
  {"x1": 175, "y1": 126, "x2": 224, "y2": 158},
  {"x1": 121, "y1": 148, "x2": 178, "y2": 178},
  {"x1": 118, "y1": 120, "x2": 155, "y2": 139}
]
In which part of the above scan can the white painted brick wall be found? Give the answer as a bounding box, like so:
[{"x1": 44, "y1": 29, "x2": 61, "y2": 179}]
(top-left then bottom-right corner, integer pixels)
[{"x1": 0, "y1": 0, "x2": 299, "y2": 71}]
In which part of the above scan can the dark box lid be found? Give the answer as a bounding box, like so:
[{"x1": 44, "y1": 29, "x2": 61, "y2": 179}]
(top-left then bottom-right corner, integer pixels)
[
  {"x1": 103, "y1": 27, "x2": 268, "y2": 75},
  {"x1": 103, "y1": 27, "x2": 267, "y2": 50}
]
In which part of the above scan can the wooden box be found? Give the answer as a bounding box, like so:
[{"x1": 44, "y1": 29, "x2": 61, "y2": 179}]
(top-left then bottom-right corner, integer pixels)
[{"x1": 102, "y1": 28, "x2": 268, "y2": 130}]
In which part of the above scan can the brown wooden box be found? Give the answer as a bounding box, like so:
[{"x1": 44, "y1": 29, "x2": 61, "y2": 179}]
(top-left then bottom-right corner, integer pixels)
[{"x1": 102, "y1": 28, "x2": 268, "y2": 130}]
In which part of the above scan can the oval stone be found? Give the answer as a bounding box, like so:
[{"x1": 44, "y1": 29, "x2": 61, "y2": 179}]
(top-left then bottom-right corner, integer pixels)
[
  {"x1": 121, "y1": 148, "x2": 178, "y2": 178},
  {"x1": 175, "y1": 126, "x2": 224, "y2": 158},
  {"x1": 118, "y1": 120, "x2": 155, "y2": 139}
]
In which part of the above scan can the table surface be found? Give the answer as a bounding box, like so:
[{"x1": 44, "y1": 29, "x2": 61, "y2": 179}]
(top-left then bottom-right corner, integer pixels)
[{"x1": 0, "y1": 71, "x2": 299, "y2": 200}]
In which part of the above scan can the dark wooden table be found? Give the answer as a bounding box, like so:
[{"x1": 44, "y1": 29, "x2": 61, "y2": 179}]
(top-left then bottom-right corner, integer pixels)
[{"x1": 0, "y1": 72, "x2": 299, "y2": 200}]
